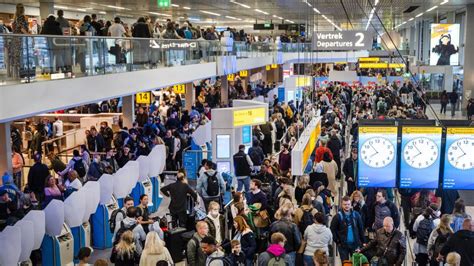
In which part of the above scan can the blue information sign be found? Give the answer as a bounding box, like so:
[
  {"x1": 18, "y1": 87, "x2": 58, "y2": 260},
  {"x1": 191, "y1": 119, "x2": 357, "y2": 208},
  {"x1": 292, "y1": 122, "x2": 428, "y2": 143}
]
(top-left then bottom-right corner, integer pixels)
[{"x1": 242, "y1": 126, "x2": 251, "y2": 144}]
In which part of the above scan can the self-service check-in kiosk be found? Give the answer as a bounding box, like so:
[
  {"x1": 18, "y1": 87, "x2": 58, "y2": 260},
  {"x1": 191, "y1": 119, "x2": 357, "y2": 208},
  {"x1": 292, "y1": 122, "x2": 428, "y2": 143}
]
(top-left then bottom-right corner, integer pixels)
[
  {"x1": 132, "y1": 156, "x2": 154, "y2": 208},
  {"x1": 41, "y1": 200, "x2": 74, "y2": 266},
  {"x1": 92, "y1": 174, "x2": 116, "y2": 249},
  {"x1": 148, "y1": 145, "x2": 166, "y2": 211},
  {"x1": 64, "y1": 189, "x2": 86, "y2": 263}
]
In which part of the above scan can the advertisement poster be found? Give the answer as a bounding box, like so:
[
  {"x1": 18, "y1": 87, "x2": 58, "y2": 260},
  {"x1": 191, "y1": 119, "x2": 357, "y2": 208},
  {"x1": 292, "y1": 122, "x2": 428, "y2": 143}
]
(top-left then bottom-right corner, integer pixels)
[
  {"x1": 430, "y1": 24, "x2": 460, "y2": 66},
  {"x1": 358, "y1": 126, "x2": 398, "y2": 188},
  {"x1": 443, "y1": 128, "x2": 474, "y2": 189},
  {"x1": 399, "y1": 127, "x2": 442, "y2": 189}
]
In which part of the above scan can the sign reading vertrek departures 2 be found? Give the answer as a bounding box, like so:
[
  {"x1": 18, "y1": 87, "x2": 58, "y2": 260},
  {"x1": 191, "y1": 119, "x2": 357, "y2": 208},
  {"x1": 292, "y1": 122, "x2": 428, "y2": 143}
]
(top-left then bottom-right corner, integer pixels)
[{"x1": 312, "y1": 31, "x2": 373, "y2": 50}]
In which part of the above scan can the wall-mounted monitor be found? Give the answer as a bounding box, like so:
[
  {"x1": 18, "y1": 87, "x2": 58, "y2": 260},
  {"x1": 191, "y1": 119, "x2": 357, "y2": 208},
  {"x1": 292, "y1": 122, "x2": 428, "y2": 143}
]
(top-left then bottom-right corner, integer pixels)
[
  {"x1": 216, "y1": 134, "x2": 231, "y2": 159},
  {"x1": 216, "y1": 161, "x2": 231, "y2": 173},
  {"x1": 442, "y1": 127, "x2": 474, "y2": 189}
]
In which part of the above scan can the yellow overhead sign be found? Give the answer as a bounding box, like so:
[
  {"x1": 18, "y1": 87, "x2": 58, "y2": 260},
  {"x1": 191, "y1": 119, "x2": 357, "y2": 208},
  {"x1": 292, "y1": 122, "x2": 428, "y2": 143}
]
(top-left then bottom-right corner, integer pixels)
[
  {"x1": 271, "y1": 64, "x2": 278, "y2": 69},
  {"x1": 227, "y1": 74, "x2": 235, "y2": 81},
  {"x1": 136, "y1": 92, "x2": 152, "y2": 104},
  {"x1": 239, "y1": 70, "x2": 249, "y2": 77},
  {"x1": 359, "y1": 57, "x2": 380, "y2": 62},
  {"x1": 359, "y1": 63, "x2": 405, "y2": 69},
  {"x1": 233, "y1": 107, "x2": 266, "y2": 127},
  {"x1": 296, "y1": 76, "x2": 312, "y2": 87},
  {"x1": 266, "y1": 65, "x2": 271, "y2": 71},
  {"x1": 173, "y1": 84, "x2": 186, "y2": 94},
  {"x1": 302, "y1": 121, "x2": 321, "y2": 171}
]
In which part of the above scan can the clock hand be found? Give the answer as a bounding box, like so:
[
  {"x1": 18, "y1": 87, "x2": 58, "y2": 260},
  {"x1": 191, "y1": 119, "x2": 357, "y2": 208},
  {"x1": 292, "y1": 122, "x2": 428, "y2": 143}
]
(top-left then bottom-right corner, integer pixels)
[
  {"x1": 457, "y1": 153, "x2": 465, "y2": 160},
  {"x1": 369, "y1": 143, "x2": 379, "y2": 154},
  {"x1": 457, "y1": 142, "x2": 467, "y2": 155},
  {"x1": 413, "y1": 143, "x2": 422, "y2": 155}
]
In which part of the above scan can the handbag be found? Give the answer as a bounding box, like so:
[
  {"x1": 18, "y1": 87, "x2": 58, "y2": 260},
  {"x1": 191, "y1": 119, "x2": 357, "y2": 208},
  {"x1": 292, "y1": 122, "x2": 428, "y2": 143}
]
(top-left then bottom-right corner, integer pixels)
[
  {"x1": 253, "y1": 210, "x2": 270, "y2": 228},
  {"x1": 372, "y1": 233, "x2": 396, "y2": 266}
]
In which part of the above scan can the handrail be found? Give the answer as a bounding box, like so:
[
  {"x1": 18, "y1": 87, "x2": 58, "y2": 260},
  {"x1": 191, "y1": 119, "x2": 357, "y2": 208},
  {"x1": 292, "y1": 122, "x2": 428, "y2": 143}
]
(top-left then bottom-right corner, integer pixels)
[
  {"x1": 0, "y1": 33, "x2": 221, "y2": 42},
  {"x1": 41, "y1": 128, "x2": 84, "y2": 145}
]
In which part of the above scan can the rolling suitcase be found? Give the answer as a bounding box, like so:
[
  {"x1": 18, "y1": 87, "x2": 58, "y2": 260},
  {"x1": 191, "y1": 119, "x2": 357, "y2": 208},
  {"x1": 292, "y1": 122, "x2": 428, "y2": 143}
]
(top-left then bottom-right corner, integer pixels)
[{"x1": 164, "y1": 226, "x2": 187, "y2": 263}]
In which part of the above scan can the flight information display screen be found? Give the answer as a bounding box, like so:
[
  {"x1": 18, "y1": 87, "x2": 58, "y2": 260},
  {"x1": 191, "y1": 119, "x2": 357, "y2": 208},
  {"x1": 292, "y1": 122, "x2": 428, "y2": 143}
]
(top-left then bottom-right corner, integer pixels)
[
  {"x1": 443, "y1": 127, "x2": 474, "y2": 189},
  {"x1": 358, "y1": 126, "x2": 398, "y2": 188},
  {"x1": 399, "y1": 127, "x2": 442, "y2": 189}
]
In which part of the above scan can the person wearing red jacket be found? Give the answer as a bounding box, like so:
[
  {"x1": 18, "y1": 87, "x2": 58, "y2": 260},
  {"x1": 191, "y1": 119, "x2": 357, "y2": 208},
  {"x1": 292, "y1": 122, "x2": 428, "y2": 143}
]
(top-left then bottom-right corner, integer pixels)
[{"x1": 314, "y1": 139, "x2": 333, "y2": 163}]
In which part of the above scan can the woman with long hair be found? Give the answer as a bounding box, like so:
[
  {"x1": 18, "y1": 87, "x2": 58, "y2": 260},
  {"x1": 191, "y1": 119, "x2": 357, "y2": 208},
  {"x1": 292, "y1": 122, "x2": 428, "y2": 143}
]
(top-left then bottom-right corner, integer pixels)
[
  {"x1": 427, "y1": 214, "x2": 454, "y2": 265},
  {"x1": 351, "y1": 190, "x2": 368, "y2": 227},
  {"x1": 233, "y1": 216, "x2": 257, "y2": 266},
  {"x1": 110, "y1": 231, "x2": 140, "y2": 265},
  {"x1": 139, "y1": 231, "x2": 173, "y2": 266},
  {"x1": 9, "y1": 3, "x2": 28, "y2": 79},
  {"x1": 295, "y1": 175, "x2": 312, "y2": 205}
]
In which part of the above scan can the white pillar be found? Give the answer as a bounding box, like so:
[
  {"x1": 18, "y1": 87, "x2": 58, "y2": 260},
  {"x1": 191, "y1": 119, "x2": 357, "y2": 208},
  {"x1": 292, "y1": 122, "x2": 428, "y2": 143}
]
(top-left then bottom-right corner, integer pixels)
[
  {"x1": 39, "y1": 0, "x2": 54, "y2": 22},
  {"x1": 185, "y1": 82, "x2": 194, "y2": 111}
]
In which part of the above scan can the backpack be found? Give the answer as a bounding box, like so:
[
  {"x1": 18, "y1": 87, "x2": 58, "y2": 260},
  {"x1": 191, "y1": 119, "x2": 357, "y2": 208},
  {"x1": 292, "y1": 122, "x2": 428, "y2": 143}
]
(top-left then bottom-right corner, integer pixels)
[
  {"x1": 73, "y1": 158, "x2": 86, "y2": 177},
  {"x1": 113, "y1": 221, "x2": 137, "y2": 246},
  {"x1": 163, "y1": 30, "x2": 177, "y2": 39},
  {"x1": 416, "y1": 217, "x2": 434, "y2": 246},
  {"x1": 249, "y1": 148, "x2": 263, "y2": 166},
  {"x1": 205, "y1": 172, "x2": 219, "y2": 196},
  {"x1": 184, "y1": 29, "x2": 193, "y2": 39},
  {"x1": 432, "y1": 229, "x2": 451, "y2": 257},
  {"x1": 109, "y1": 209, "x2": 125, "y2": 233},
  {"x1": 267, "y1": 252, "x2": 286, "y2": 266},
  {"x1": 208, "y1": 256, "x2": 233, "y2": 266},
  {"x1": 377, "y1": 101, "x2": 386, "y2": 114},
  {"x1": 299, "y1": 208, "x2": 314, "y2": 234},
  {"x1": 451, "y1": 215, "x2": 466, "y2": 233}
]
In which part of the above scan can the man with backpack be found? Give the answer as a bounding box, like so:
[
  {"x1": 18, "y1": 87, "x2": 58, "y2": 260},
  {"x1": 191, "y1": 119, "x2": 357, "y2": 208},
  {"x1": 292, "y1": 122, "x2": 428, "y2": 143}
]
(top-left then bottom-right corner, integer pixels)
[
  {"x1": 248, "y1": 140, "x2": 265, "y2": 172},
  {"x1": 270, "y1": 204, "x2": 301, "y2": 265},
  {"x1": 257, "y1": 232, "x2": 290, "y2": 266},
  {"x1": 201, "y1": 236, "x2": 226, "y2": 266},
  {"x1": 371, "y1": 189, "x2": 400, "y2": 230},
  {"x1": 187, "y1": 221, "x2": 209, "y2": 266},
  {"x1": 59, "y1": 149, "x2": 87, "y2": 180},
  {"x1": 233, "y1": 145, "x2": 254, "y2": 195},
  {"x1": 413, "y1": 204, "x2": 440, "y2": 265},
  {"x1": 111, "y1": 196, "x2": 135, "y2": 237},
  {"x1": 197, "y1": 160, "x2": 226, "y2": 209},
  {"x1": 439, "y1": 219, "x2": 474, "y2": 266},
  {"x1": 113, "y1": 206, "x2": 147, "y2": 255},
  {"x1": 330, "y1": 196, "x2": 365, "y2": 262}
]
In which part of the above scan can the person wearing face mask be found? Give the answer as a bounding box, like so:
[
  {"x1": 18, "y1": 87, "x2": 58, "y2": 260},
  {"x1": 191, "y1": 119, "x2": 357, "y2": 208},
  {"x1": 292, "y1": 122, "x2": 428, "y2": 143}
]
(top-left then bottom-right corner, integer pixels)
[{"x1": 204, "y1": 201, "x2": 226, "y2": 245}]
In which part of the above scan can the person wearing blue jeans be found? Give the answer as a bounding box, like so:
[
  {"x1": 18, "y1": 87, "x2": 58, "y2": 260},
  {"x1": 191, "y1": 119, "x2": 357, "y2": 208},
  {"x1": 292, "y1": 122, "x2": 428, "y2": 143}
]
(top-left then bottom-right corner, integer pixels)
[{"x1": 233, "y1": 144, "x2": 254, "y2": 196}]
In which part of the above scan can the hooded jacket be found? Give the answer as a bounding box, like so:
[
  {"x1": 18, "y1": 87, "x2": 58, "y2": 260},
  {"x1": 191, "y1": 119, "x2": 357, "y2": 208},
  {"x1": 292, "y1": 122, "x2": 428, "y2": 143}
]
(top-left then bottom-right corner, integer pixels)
[
  {"x1": 440, "y1": 230, "x2": 474, "y2": 266},
  {"x1": 360, "y1": 228, "x2": 406, "y2": 266},
  {"x1": 304, "y1": 223, "x2": 333, "y2": 256},
  {"x1": 257, "y1": 244, "x2": 290, "y2": 266}
]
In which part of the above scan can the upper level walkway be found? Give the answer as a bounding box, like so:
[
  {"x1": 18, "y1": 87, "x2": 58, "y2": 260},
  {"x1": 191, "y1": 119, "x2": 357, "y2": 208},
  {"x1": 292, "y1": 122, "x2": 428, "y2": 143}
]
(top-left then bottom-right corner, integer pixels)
[{"x1": 0, "y1": 34, "x2": 368, "y2": 122}]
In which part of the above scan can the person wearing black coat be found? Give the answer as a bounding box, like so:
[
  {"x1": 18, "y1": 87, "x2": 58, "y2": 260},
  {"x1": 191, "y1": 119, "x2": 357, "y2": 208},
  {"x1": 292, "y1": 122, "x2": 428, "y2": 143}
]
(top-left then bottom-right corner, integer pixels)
[
  {"x1": 41, "y1": 15, "x2": 62, "y2": 35},
  {"x1": 343, "y1": 148, "x2": 358, "y2": 196},
  {"x1": 27, "y1": 154, "x2": 50, "y2": 201},
  {"x1": 160, "y1": 172, "x2": 197, "y2": 227},
  {"x1": 327, "y1": 131, "x2": 342, "y2": 180},
  {"x1": 439, "y1": 219, "x2": 474, "y2": 266}
]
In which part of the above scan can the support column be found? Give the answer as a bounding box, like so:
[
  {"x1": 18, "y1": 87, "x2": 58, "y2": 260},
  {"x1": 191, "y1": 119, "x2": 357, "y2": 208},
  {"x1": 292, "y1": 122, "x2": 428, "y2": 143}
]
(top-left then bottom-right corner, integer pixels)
[
  {"x1": 0, "y1": 123, "x2": 12, "y2": 182},
  {"x1": 220, "y1": 76, "x2": 229, "y2": 106},
  {"x1": 39, "y1": 0, "x2": 55, "y2": 22},
  {"x1": 463, "y1": 5, "x2": 474, "y2": 111},
  {"x1": 122, "y1": 95, "x2": 135, "y2": 129},
  {"x1": 185, "y1": 82, "x2": 194, "y2": 111}
]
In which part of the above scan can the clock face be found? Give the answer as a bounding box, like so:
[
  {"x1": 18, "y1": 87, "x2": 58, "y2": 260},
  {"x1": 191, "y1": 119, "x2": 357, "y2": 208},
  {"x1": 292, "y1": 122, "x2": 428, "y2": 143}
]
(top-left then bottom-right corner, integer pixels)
[
  {"x1": 403, "y1": 137, "x2": 439, "y2": 169},
  {"x1": 360, "y1": 137, "x2": 395, "y2": 168},
  {"x1": 447, "y1": 138, "x2": 474, "y2": 170}
]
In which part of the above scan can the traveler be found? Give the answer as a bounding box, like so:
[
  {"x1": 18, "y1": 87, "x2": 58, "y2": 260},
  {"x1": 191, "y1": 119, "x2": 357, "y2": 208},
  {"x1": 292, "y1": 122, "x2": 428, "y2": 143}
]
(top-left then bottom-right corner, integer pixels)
[
  {"x1": 43, "y1": 175, "x2": 62, "y2": 205},
  {"x1": 201, "y1": 236, "x2": 225, "y2": 266},
  {"x1": 86, "y1": 154, "x2": 103, "y2": 182},
  {"x1": 343, "y1": 148, "x2": 358, "y2": 195},
  {"x1": 233, "y1": 216, "x2": 257, "y2": 266},
  {"x1": 0, "y1": 188, "x2": 17, "y2": 227},
  {"x1": 247, "y1": 179, "x2": 268, "y2": 211},
  {"x1": 56, "y1": 10, "x2": 70, "y2": 30},
  {"x1": 451, "y1": 199, "x2": 471, "y2": 233},
  {"x1": 59, "y1": 149, "x2": 88, "y2": 180},
  {"x1": 248, "y1": 140, "x2": 265, "y2": 172},
  {"x1": 295, "y1": 175, "x2": 312, "y2": 205},
  {"x1": 309, "y1": 163, "x2": 329, "y2": 189},
  {"x1": 110, "y1": 230, "x2": 140, "y2": 265},
  {"x1": 160, "y1": 172, "x2": 198, "y2": 227},
  {"x1": 61, "y1": 170, "x2": 83, "y2": 198},
  {"x1": 100, "y1": 121, "x2": 114, "y2": 149},
  {"x1": 76, "y1": 246, "x2": 93, "y2": 265},
  {"x1": 229, "y1": 240, "x2": 246, "y2": 266},
  {"x1": 139, "y1": 231, "x2": 174, "y2": 266},
  {"x1": 440, "y1": 90, "x2": 449, "y2": 114},
  {"x1": 327, "y1": 129, "x2": 342, "y2": 179},
  {"x1": 102, "y1": 148, "x2": 119, "y2": 174},
  {"x1": 358, "y1": 217, "x2": 406, "y2": 265},
  {"x1": 204, "y1": 201, "x2": 226, "y2": 245},
  {"x1": 114, "y1": 206, "x2": 147, "y2": 254},
  {"x1": 187, "y1": 221, "x2": 209, "y2": 266},
  {"x1": 112, "y1": 196, "x2": 135, "y2": 237},
  {"x1": 10, "y1": 4, "x2": 28, "y2": 78},
  {"x1": 116, "y1": 145, "x2": 134, "y2": 168},
  {"x1": 278, "y1": 144, "x2": 291, "y2": 176},
  {"x1": 371, "y1": 189, "x2": 400, "y2": 230},
  {"x1": 445, "y1": 252, "x2": 461, "y2": 266},
  {"x1": 314, "y1": 140, "x2": 333, "y2": 163},
  {"x1": 231, "y1": 192, "x2": 247, "y2": 219},
  {"x1": 294, "y1": 194, "x2": 318, "y2": 234},
  {"x1": 47, "y1": 152, "x2": 66, "y2": 176},
  {"x1": 41, "y1": 15, "x2": 62, "y2": 36},
  {"x1": 108, "y1": 17, "x2": 128, "y2": 63},
  {"x1": 233, "y1": 144, "x2": 254, "y2": 194},
  {"x1": 52, "y1": 117, "x2": 64, "y2": 152},
  {"x1": 317, "y1": 152, "x2": 338, "y2": 198},
  {"x1": 435, "y1": 188, "x2": 459, "y2": 215},
  {"x1": 257, "y1": 232, "x2": 290, "y2": 266},
  {"x1": 413, "y1": 204, "x2": 440, "y2": 265},
  {"x1": 302, "y1": 212, "x2": 332, "y2": 266},
  {"x1": 313, "y1": 249, "x2": 329, "y2": 266},
  {"x1": 93, "y1": 259, "x2": 108, "y2": 266},
  {"x1": 304, "y1": 189, "x2": 326, "y2": 216},
  {"x1": 330, "y1": 196, "x2": 365, "y2": 262},
  {"x1": 438, "y1": 219, "x2": 474, "y2": 266},
  {"x1": 80, "y1": 145, "x2": 92, "y2": 166},
  {"x1": 197, "y1": 160, "x2": 225, "y2": 204},
  {"x1": 137, "y1": 194, "x2": 154, "y2": 233},
  {"x1": 428, "y1": 214, "x2": 453, "y2": 266},
  {"x1": 270, "y1": 202, "x2": 301, "y2": 265},
  {"x1": 27, "y1": 153, "x2": 49, "y2": 201},
  {"x1": 449, "y1": 90, "x2": 458, "y2": 117}
]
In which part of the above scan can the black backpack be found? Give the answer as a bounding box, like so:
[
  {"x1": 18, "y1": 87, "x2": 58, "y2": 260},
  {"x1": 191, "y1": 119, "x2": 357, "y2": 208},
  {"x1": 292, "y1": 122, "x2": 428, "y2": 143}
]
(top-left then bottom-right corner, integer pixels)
[
  {"x1": 249, "y1": 148, "x2": 263, "y2": 166},
  {"x1": 299, "y1": 208, "x2": 314, "y2": 234},
  {"x1": 109, "y1": 209, "x2": 125, "y2": 233},
  {"x1": 208, "y1": 256, "x2": 233, "y2": 266},
  {"x1": 416, "y1": 217, "x2": 434, "y2": 246},
  {"x1": 205, "y1": 172, "x2": 219, "y2": 196},
  {"x1": 113, "y1": 221, "x2": 137, "y2": 246},
  {"x1": 73, "y1": 158, "x2": 86, "y2": 177}
]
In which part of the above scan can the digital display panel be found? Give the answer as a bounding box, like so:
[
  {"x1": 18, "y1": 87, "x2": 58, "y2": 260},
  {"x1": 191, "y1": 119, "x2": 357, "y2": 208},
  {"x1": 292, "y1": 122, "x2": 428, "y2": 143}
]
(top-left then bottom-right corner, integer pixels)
[
  {"x1": 399, "y1": 127, "x2": 442, "y2": 189},
  {"x1": 358, "y1": 126, "x2": 398, "y2": 188},
  {"x1": 216, "y1": 161, "x2": 231, "y2": 174},
  {"x1": 442, "y1": 127, "x2": 474, "y2": 189},
  {"x1": 430, "y1": 24, "x2": 460, "y2": 66},
  {"x1": 216, "y1": 135, "x2": 231, "y2": 159},
  {"x1": 242, "y1": 126, "x2": 251, "y2": 144}
]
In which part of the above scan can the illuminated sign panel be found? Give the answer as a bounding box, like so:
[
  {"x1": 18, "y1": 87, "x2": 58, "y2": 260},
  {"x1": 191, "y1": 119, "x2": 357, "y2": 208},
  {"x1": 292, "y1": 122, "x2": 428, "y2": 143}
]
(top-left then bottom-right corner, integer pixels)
[
  {"x1": 173, "y1": 84, "x2": 186, "y2": 94},
  {"x1": 136, "y1": 92, "x2": 151, "y2": 104},
  {"x1": 443, "y1": 127, "x2": 474, "y2": 189},
  {"x1": 233, "y1": 107, "x2": 266, "y2": 127}
]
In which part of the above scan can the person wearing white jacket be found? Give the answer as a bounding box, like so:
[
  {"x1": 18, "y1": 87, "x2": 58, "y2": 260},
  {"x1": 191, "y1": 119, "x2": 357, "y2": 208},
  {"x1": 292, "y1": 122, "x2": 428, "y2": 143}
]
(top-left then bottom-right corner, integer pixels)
[{"x1": 304, "y1": 212, "x2": 333, "y2": 266}]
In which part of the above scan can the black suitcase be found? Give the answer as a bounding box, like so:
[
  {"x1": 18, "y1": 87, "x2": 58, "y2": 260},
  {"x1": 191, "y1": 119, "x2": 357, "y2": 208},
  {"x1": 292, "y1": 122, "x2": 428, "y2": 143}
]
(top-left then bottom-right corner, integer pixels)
[{"x1": 164, "y1": 227, "x2": 187, "y2": 263}]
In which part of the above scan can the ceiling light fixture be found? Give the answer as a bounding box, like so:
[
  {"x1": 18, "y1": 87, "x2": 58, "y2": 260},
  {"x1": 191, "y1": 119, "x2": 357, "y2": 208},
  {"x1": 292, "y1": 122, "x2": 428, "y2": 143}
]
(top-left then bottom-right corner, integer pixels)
[
  {"x1": 440, "y1": 0, "x2": 448, "y2": 5},
  {"x1": 230, "y1": 1, "x2": 251, "y2": 9},
  {"x1": 415, "y1": 12, "x2": 424, "y2": 17},
  {"x1": 313, "y1": 8, "x2": 320, "y2": 14},
  {"x1": 307, "y1": 3, "x2": 312, "y2": 7},
  {"x1": 427, "y1": 5, "x2": 438, "y2": 12},
  {"x1": 106, "y1": 5, "x2": 127, "y2": 10},
  {"x1": 183, "y1": 6, "x2": 191, "y2": 10},
  {"x1": 99, "y1": 11, "x2": 106, "y2": 14},
  {"x1": 54, "y1": 5, "x2": 69, "y2": 9},
  {"x1": 171, "y1": 4, "x2": 179, "y2": 7},
  {"x1": 225, "y1": 15, "x2": 240, "y2": 20},
  {"x1": 76, "y1": 8, "x2": 87, "y2": 12},
  {"x1": 408, "y1": 17, "x2": 414, "y2": 21},
  {"x1": 285, "y1": 19, "x2": 295, "y2": 23},
  {"x1": 200, "y1": 10, "x2": 221, "y2": 16},
  {"x1": 365, "y1": 0, "x2": 380, "y2": 31},
  {"x1": 255, "y1": 9, "x2": 269, "y2": 15}
]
